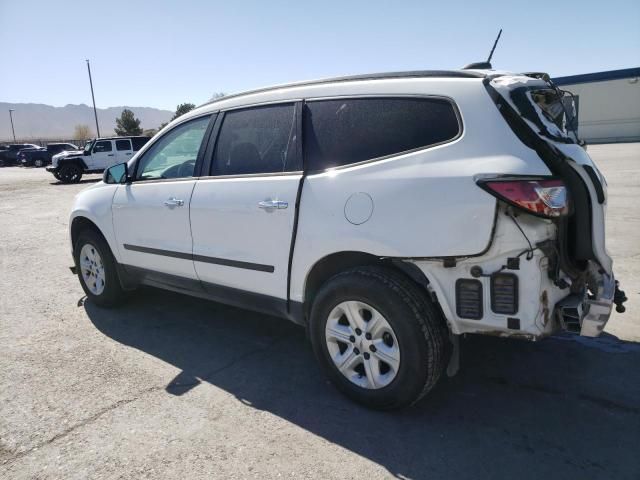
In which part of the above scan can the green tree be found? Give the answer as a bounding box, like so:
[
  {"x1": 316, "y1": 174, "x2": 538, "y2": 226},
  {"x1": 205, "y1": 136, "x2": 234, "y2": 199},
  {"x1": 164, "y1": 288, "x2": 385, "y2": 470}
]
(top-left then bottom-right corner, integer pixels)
[
  {"x1": 171, "y1": 103, "x2": 196, "y2": 121},
  {"x1": 114, "y1": 109, "x2": 142, "y2": 136}
]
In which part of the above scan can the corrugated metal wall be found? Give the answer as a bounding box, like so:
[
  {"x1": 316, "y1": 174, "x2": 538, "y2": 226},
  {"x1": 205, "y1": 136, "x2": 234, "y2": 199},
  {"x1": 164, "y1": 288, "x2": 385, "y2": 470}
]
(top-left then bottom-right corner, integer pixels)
[{"x1": 556, "y1": 73, "x2": 640, "y2": 143}]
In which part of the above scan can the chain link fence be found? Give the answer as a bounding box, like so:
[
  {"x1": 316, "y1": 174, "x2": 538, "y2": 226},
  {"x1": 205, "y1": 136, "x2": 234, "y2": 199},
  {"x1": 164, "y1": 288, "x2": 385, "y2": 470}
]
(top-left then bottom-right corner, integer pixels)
[{"x1": 0, "y1": 138, "x2": 91, "y2": 148}]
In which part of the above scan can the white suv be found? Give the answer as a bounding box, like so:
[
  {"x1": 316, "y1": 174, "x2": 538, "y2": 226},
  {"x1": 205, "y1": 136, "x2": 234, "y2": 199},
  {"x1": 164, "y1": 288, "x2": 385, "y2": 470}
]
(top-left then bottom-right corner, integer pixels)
[
  {"x1": 47, "y1": 136, "x2": 150, "y2": 183},
  {"x1": 69, "y1": 69, "x2": 626, "y2": 409}
]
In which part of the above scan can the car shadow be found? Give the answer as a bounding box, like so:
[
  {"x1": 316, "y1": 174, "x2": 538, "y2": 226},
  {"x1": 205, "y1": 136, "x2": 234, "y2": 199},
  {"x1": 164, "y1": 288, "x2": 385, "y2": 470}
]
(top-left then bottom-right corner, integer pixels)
[
  {"x1": 49, "y1": 178, "x2": 102, "y2": 186},
  {"x1": 84, "y1": 287, "x2": 640, "y2": 479}
]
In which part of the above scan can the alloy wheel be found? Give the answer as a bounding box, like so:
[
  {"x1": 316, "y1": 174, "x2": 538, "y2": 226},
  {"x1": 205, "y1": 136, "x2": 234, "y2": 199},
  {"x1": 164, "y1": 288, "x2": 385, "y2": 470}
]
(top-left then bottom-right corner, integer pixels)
[
  {"x1": 79, "y1": 243, "x2": 106, "y2": 295},
  {"x1": 325, "y1": 300, "x2": 401, "y2": 389}
]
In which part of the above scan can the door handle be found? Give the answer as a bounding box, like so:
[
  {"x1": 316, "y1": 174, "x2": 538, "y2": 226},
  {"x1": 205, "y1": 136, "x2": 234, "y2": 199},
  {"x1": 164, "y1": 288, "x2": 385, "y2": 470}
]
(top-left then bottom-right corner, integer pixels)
[
  {"x1": 258, "y1": 200, "x2": 288, "y2": 210},
  {"x1": 163, "y1": 197, "x2": 185, "y2": 207},
  {"x1": 107, "y1": 154, "x2": 115, "y2": 157}
]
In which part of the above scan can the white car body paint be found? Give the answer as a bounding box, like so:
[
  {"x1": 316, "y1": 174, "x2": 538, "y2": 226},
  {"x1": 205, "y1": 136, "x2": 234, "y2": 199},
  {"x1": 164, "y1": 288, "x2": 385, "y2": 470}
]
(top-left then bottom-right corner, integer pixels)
[
  {"x1": 69, "y1": 182, "x2": 120, "y2": 255},
  {"x1": 190, "y1": 174, "x2": 302, "y2": 298},
  {"x1": 69, "y1": 70, "x2": 618, "y2": 340},
  {"x1": 112, "y1": 180, "x2": 199, "y2": 279}
]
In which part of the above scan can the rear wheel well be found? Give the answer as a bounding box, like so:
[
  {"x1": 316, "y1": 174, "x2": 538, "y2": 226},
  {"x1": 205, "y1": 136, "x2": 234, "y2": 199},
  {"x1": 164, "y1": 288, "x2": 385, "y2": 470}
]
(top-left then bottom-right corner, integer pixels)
[{"x1": 303, "y1": 252, "x2": 434, "y2": 318}]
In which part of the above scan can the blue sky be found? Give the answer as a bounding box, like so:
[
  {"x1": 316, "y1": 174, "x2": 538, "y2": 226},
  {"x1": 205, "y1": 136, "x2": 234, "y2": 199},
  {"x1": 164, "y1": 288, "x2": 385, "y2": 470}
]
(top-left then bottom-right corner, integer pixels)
[{"x1": 1, "y1": 0, "x2": 638, "y2": 111}]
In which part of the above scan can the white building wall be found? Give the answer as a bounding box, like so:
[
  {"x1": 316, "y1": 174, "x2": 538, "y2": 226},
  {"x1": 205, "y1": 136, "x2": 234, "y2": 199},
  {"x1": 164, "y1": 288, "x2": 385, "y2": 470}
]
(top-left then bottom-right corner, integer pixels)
[{"x1": 561, "y1": 77, "x2": 640, "y2": 143}]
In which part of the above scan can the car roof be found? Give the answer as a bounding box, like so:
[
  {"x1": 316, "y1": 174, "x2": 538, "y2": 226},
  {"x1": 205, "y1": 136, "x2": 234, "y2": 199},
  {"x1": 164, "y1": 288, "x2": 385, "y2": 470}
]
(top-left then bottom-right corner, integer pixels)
[
  {"x1": 200, "y1": 69, "x2": 487, "y2": 108},
  {"x1": 94, "y1": 136, "x2": 150, "y2": 141}
]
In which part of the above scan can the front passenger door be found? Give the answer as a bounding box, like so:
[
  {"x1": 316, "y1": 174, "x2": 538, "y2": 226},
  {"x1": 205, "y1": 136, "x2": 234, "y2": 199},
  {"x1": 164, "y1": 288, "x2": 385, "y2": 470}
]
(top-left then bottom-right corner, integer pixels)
[
  {"x1": 90, "y1": 140, "x2": 115, "y2": 169},
  {"x1": 112, "y1": 115, "x2": 212, "y2": 282}
]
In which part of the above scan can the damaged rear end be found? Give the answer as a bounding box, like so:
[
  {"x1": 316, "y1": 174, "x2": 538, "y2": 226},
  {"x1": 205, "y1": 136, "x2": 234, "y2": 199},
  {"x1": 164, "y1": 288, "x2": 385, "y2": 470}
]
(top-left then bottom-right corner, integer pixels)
[{"x1": 484, "y1": 73, "x2": 627, "y2": 336}]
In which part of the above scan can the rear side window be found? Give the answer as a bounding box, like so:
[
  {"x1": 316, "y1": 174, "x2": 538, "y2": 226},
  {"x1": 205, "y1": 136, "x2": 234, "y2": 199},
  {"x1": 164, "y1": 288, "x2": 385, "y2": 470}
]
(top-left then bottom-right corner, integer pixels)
[
  {"x1": 304, "y1": 97, "x2": 460, "y2": 171},
  {"x1": 116, "y1": 139, "x2": 132, "y2": 151},
  {"x1": 93, "y1": 141, "x2": 112, "y2": 153},
  {"x1": 211, "y1": 103, "x2": 299, "y2": 176},
  {"x1": 131, "y1": 137, "x2": 150, "y2": 151}
]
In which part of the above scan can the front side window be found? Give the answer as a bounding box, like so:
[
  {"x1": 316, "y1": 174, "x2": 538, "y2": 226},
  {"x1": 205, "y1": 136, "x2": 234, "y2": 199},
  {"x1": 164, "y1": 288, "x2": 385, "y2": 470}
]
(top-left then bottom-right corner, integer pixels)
[
  {"x1": 116, "y1": 139, "x2": 132, "y2": 151},
  {"x1": 93, "y1": 141, "x2": 112, "y2": 153},
  {"x1": 135, "y1": 116, "x2": 210, "y2": 180},
  {"x1": 83, "y1": 140, "x2": 94, "y2": 154},
  {"x1": 304, "y1": 97, "x2": 460, "y2": 171},
  {"x1": 211, "y1": 103, "x2": 298, "y2": 176}
]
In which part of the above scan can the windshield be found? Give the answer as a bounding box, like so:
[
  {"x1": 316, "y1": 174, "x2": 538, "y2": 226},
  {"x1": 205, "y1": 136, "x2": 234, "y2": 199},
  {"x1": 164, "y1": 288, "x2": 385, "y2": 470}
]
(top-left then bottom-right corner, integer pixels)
[{"x1": 83, "y1": 140, "x2": 95, "y2": 154}]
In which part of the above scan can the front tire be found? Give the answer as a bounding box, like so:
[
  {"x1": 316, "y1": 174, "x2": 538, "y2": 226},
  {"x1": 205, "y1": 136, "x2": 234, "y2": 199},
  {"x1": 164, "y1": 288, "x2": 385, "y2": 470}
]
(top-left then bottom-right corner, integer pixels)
[
  {"x1": 74, "y1": 230, "x2": 126, "y2": 307},
  {"x1": 34, "y1": 158, "x2": 45, "y2": 167},
  {"x1": 310, "y1": 266, "x2": 449, "y2": 410},
  {"x1": 58, "y1": 163, "x2": 83, "y2": 183}
]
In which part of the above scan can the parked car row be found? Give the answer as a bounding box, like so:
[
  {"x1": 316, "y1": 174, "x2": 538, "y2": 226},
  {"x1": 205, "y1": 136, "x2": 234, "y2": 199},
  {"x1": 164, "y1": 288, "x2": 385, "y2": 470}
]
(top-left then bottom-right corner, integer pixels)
[
  {"x1": 18, "y1": 143, "x2": 79, "y2": 167},
  {"x1": 1, "y1": 136, "x2": 152, "y2": 184},
  {"x1": 0, "y1": 143, "x2": 41, "y2": 166},
  {"x1": 0, "y1": 142, "x2": 79, "y2": 167}
]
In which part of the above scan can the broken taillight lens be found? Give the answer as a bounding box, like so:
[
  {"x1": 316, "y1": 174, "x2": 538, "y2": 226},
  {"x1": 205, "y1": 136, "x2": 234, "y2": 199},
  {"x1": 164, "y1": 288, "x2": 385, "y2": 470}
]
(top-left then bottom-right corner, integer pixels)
[{"x1": 479, "y1": 178, "x2": 569, "y2": 218}]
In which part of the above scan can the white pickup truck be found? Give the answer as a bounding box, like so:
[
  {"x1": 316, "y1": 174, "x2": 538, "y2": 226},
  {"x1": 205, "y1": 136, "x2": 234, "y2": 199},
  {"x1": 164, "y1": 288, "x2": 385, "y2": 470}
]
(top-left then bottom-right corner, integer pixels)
[
  {"x1": 47, "y1": 136, "x2": 150, "y2": 183},
  {"x1": 67, "y1": 69, "x2": 627, "y2": 409}
]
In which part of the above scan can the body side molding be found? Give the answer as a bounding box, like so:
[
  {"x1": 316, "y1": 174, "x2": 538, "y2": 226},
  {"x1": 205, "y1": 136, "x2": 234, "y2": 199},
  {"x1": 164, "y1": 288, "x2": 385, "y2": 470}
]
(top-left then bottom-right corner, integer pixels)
[{"x1": 123, "y1": 244, "x2": 275, "y2": 273}]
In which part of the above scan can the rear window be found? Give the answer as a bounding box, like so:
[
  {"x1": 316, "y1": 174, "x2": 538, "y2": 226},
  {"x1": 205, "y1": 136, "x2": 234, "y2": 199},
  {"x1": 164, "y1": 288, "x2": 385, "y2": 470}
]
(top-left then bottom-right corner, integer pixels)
[
  {"x1": 116, "y1": 139, "x2": 131, "y2": 151},
  {"x1": 303, "y1": 97, "x2": 460, "y2": 171},
  {"x1": 211, "y1": 104, "x2": 299, "y2": 175}
]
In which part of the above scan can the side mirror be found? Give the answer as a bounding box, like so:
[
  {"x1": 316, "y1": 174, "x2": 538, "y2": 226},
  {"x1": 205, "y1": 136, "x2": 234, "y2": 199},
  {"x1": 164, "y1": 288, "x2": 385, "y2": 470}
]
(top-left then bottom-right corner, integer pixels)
[
  {"x1": 103, "y1": 162, "x2": 128, "y2": 184},
  {"x1": 84, "y1": 150, "x2": 90, "y2": 156}
]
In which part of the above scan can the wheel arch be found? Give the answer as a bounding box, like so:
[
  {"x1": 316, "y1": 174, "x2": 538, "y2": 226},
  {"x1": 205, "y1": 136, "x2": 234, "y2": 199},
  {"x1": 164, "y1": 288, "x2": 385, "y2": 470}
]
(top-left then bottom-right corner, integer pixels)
[
  {"x1": 71, "y1": 216, "x2": 108, "y2": 251},
  {"x1": 302, "y1": 251, "x2": 436, "y2": 318},
  {"x1": 59, "y1": 157, "x2": 88, "y2": 170},
  {"x1": 70, "y1": 214, "x2": 134, "y2": 290}
]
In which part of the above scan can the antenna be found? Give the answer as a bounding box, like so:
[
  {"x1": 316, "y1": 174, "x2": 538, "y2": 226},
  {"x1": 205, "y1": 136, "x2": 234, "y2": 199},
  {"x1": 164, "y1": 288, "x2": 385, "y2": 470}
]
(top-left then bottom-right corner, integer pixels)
[{"x1": 487, "y1": 28, "x2": 503, "y2": 64}]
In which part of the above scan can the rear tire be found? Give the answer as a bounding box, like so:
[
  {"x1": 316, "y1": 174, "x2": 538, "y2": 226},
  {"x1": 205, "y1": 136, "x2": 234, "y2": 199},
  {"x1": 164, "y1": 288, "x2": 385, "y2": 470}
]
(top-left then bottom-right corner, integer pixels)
[
  {"x1": 74, "y1": 229, "x2": 126, "y2": 307},
  {"x1": 309, "y1": 266, "x2": 449, "y2": 410},
  {"x1": 59, "y1": 163, "x2": 83, "y2": 183}
]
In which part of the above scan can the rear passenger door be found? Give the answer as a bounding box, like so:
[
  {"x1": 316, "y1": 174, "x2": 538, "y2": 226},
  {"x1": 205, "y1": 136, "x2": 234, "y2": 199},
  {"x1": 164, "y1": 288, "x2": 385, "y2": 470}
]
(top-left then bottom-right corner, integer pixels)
[
  {"x1": 189, "y1": 102, "x2": 302, "y2": 309},
  {"x1": 115, "y1": 139, "x2": 133, "y2": 165}
]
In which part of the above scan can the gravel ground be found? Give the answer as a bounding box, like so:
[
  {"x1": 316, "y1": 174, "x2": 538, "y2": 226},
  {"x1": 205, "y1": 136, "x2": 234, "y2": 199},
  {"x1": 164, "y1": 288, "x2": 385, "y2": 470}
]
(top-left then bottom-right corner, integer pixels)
[{"x1": 1, "y1": 144, "x2": 639, "y2": 479}]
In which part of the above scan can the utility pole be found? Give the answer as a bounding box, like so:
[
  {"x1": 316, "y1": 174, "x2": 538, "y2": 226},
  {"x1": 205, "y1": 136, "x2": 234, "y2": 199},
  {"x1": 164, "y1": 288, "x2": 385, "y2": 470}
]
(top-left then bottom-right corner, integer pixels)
[
  {"x1": 86, "y1": 59, "x2": 101, "y2": 138},
  {"x1": 8, "y1": 109, "x2": 16, "y2": 142}
]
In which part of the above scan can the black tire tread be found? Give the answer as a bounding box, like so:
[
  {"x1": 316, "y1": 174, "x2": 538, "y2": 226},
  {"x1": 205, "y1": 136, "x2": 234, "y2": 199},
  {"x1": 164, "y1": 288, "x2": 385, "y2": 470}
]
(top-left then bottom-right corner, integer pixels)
[
  {"x1": 74, "y1": 229, "x2": 126, "y2": 308},
  {"x1": 311, "y1": 265, "x2": 450, "y2": 409}
]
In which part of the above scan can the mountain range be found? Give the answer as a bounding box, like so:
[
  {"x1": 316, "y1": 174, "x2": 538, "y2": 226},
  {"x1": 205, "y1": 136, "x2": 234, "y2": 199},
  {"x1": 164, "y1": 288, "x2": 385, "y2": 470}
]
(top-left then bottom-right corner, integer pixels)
[{"x1": 0, "y1": 102, "x2": 173, "y2": 141}]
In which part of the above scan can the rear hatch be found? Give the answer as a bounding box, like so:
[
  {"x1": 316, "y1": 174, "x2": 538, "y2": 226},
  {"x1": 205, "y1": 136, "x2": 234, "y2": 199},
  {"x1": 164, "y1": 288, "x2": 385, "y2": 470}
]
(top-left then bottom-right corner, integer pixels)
[{"x1": 486, "y1": 74, "x2": 612, "y2": 275}]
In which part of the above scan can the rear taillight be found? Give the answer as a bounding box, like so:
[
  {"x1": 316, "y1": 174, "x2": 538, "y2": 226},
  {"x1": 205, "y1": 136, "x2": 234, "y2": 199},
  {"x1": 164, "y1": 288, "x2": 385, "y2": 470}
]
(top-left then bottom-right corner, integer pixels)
[{"x1": 479, "y1": 178, "x2": 568, "y2": 218}]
